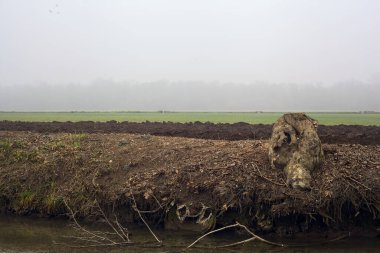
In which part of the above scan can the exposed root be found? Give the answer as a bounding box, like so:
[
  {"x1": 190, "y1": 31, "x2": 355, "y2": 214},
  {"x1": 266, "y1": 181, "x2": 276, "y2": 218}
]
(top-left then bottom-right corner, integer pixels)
[{"x1": 129, "y1": 187, "x2": 162, "y2": 244}]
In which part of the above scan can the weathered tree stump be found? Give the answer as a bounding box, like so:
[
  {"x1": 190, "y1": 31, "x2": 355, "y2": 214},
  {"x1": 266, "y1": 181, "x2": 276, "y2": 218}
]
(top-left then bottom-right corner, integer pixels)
[{"x1": 268, "y1": 113, "x2": 324, "y2": 190}]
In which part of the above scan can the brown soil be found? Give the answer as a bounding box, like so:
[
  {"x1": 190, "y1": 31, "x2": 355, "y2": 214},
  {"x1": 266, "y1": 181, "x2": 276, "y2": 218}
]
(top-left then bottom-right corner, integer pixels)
[
  {"x1": 0, "y1": 131, "x2": 379, "y2": 236},
  {"x1": 1, "y1": 121, "x2": 380, "y2": 145}
]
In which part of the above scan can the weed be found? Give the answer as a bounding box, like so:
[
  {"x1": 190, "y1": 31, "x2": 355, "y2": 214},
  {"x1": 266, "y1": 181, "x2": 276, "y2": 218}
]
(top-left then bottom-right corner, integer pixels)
[
  {"x1": 67, "y1": 133, "x2": 88, "y2": 148},
  {"x1": 11, "y1": 149, "x2": 40, "y2": 163},
  {"x1": 26, "y1": 149, "x2": 40, "y2": 162},
  {"x1": 0, "y1": 139, "x2": 12, "y2": 158},
  {"x1": 18, "y1": 191, "x2": 36, "y2": 209},
  {"x1": 49, "y1": 140, "x2": 66, "y2": 151},
  {"x1": 13, "y1": 150, "x2": 27, "y2": 162},
  {"x1": 11, "y1": 140, "x2": 25, "y2": 149},
  {"x1": 43, "y1": 193, "x2": 63, "y2": 214},
  {"x1": 69, "y1": 133, "x2": 88, "y2": 141}
]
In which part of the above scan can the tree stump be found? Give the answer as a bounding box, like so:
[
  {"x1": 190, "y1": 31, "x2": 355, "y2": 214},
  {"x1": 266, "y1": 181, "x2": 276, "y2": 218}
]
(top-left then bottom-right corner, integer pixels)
[{"x1": 268, "y1": 113, "x2": 324, "y2": 190}]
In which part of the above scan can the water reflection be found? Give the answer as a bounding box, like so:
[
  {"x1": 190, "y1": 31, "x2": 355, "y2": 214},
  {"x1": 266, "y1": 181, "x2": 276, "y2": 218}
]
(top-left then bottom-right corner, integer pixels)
[{"x1": 0, "y1": 216, "x2": 378, "y2": 253}]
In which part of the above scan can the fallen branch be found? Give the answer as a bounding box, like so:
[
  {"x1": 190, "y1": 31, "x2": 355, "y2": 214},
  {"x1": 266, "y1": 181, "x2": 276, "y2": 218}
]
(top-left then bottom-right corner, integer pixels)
[
  {"x1": 187, "y1": 221, "x2": 349, "y2": 250},
  {"x1": 235, "y1": 222, "x2": 286, "y2": 247},
  {"x1": 62, "y1": 199, "x2": 117, "y2": 245},
  {"x1": 187, "y1": 222, "x2": 286, "y2": 249},
  {"x1": 95, "y1": 200, "x2": 128, "y2": 242},
  {"x1": 186, "y1": 223, "x2": 240, "y2": 248}
]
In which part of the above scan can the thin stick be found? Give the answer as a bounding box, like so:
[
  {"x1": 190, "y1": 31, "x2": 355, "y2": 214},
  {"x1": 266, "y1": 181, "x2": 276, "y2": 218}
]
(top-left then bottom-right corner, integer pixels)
[
  {"x1": 151, "y1": 192, "x2": 164, "y2": 208},
  {"x1": 63, "y1": 199, "x2": 116, "y2": 245},
  {"x1": 129, "y1": 188, "x2": 162, "y2": 244},
  {"x1": 95, "y1": 201, "x2": 126, "y2": 242},
  {"x1": 138, "y1": 206, "x2": 163, "y2": 214},
  {"x1": 253, "y1": 164, "x2": 287, "y2": 187},
  {"x1": 344, "y1": 175, "x2": 371, "y2": 191},
  {"x1": 187, "y1": 223, "x2": 240, "y2": 248},
  {"x1": 187, "y1": 222, "x2": 286, "y2": 249},
  {"x1": 114, "y1": 214, "x2": 130, "y2": 242},
  {"x1": 236, "y1": 222, "x2": 286, "y2": 247},
  {"x1": 216, "y1": 237, "x2": 256, "y2": 248},
  {"x1": 111, "y1": 202, "x2": 130, "y2": 242}
]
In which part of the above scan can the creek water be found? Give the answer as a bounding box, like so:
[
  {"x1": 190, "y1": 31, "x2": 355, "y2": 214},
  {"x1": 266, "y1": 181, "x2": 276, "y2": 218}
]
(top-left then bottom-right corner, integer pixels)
[{"x1": 0, "y1": 216, "x2": 378, "y2": 253}]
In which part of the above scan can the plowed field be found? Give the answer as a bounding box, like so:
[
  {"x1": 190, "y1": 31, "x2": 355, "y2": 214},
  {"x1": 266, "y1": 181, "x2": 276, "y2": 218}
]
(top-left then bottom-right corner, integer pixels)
[{"x1": 1, "y1": 121, "x2": 380, "y2": 145}]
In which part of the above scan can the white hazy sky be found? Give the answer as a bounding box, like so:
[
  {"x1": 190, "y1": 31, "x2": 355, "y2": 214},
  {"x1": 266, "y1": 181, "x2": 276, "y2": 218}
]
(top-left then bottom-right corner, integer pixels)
[{"x1": 1, "y1": 0, "x2": 380, "y2": 85}]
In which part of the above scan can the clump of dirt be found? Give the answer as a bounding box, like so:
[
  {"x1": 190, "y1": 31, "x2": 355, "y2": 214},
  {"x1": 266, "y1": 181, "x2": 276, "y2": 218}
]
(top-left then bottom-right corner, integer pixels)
[
  {"x1": 1, "y1": 120, "x2": 380, "y2": 145},
  {"x1": 269, "y1": 113, "x2": 324, "y2": 190},
  {"x1": 0, "y1": 131, "x2": 379, "y2": 236}
]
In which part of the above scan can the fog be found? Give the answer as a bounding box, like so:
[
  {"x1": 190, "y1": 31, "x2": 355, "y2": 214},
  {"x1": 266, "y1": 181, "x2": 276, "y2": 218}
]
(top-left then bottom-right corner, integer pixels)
[
  {"x1": 1, "y1": 0, "x2": 379, "y2": 111},
  {"x1": 0, "y1": 81, "x2": 379, "y2": 111}
]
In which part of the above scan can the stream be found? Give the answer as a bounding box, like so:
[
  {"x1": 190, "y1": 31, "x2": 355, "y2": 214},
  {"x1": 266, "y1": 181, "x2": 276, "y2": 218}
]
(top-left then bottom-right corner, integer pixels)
[{"x1": 0, "y1": 216, "x2": 378, "y2": 253}]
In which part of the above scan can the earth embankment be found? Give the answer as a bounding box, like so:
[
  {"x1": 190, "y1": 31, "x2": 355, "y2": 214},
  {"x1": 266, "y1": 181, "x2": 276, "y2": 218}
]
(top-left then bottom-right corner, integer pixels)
[{"x1": 0, "y1": 131, "x2": 379, "y2": 235}]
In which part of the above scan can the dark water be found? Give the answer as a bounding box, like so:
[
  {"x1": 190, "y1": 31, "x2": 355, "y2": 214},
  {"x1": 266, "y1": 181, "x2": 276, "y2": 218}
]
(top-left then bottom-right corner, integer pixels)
[{"x1": 0, "y1": 216, "x2": 379, "y2": 253}]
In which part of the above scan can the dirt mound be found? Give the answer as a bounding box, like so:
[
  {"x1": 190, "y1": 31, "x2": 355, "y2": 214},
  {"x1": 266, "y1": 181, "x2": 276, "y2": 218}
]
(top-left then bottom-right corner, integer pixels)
[
  {"x1": 0, "y1": 131, "x2": 379, "y2": 235},
  {"x1": 1, "y1": 121, "x2": 380, "y2": 145}
]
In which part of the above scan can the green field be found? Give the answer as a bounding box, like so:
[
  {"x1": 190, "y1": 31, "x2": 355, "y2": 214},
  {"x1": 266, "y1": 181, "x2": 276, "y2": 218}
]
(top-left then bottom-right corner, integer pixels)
[{"x1": 0, "y1": 112, "x2": 379, "y2": 125}]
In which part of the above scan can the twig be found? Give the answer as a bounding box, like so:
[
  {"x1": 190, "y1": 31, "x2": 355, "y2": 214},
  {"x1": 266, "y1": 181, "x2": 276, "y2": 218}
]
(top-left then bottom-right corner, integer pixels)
[
  {"x1": 111, "y1": 202, "x2": 130, "y2": 242},
  {"x1": 63, "y1": 199, "x2": 117, "y2": 245},
  {"x1": 114, "y1": 214, "x2": 130, "y2": 242},
  {"x1": 343, "y1": 175, "x2": 371, "y2": 191},
  {"x1": 235, "y1": 222, "x2": 286, "y2": 247},
  {"x1": 138, "y1": 206, "x2": 163, "y2": 214},
  {"x1": 187, "y1": 222, "x2": 286, "y2": 249},
  {"x1": 151, "y1": 192, "x2": 164, "y2": 208},
  {"x1": 187, "y1": 222, "x2": 349, "y2": 250},
  {"x1": 95, "y1": 200, "x2": 126, "y2": 242},
  {"x1": 216, "y1": 237, "x2": 256, "y2": 248},
  {"x1": 129, "y1": 188, "x2": 162, "y2": 244},
  {"x1": 345, "y1": 180, "x2": 372, "y2": 215},
  {"x1": 253, "y1": 164, "x2": 287, "y2": 187},
  {"x1": 187, "y1": 223, "x2": 241, "y2": 248},
  {"x1": 127, "y1": 191, "x2": 165, "y2": 214}
]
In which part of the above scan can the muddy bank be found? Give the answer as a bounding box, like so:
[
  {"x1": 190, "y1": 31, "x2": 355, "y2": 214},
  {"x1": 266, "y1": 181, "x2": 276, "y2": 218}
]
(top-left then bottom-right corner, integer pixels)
[
  {"x1": 0, "y1": 131, "x2": 379, "y2": 236},
  {"x1": 1, "y1": 121, "x2": 380, "y2": 145}
]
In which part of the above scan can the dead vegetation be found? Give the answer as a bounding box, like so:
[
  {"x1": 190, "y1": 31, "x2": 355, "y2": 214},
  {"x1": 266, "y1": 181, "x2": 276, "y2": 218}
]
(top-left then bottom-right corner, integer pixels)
[
  {"x1": 56, "y1": 195, "x2": 350, "y2": 250},
  {"x1": 0, "y1": 130, "x2": 379, "y2": 241}
]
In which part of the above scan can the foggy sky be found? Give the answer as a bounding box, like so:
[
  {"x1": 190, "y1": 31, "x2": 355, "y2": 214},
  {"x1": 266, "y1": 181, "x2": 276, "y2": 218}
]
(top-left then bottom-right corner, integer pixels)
[
  {"x1": 0, "y1": 81, "x2": 379, "y2": 111},
  {"x1": 0, "y1": 0, "x2": 380, "y2": 111}
]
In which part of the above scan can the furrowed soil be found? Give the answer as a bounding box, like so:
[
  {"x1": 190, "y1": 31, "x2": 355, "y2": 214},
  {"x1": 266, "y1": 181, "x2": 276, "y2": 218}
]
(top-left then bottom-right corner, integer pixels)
[
  {"x1": 1, "y1": 121, "x2": 380, "y2": 145},
  {"x1": 0, "y1": 130, "x2": 379, "y2": 237}
]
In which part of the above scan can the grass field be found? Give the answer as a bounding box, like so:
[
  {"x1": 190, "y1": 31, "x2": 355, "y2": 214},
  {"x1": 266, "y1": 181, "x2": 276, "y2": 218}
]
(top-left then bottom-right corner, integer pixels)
[{"x1": 0, "y1": 112, "x2": 379, "y2": 125}]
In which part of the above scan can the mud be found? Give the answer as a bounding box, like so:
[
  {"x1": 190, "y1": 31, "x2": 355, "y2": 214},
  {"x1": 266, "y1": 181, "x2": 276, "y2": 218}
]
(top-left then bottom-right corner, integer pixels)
[
  {"x1": 1, "y1": 121, "x2": 380, "y2": 145},
  {"x1": 0, "y1": 131, "x2": 379, "y2": 236}
]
